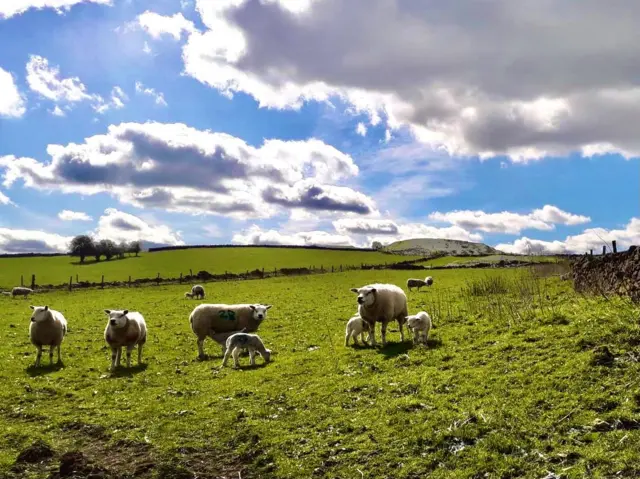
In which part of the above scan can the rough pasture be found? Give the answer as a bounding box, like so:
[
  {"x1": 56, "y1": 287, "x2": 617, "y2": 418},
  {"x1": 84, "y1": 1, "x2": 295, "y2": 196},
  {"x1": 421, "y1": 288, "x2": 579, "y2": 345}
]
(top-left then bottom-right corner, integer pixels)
[{"x1": 1, "y1": 268, "x2": 639, "y2": 478}]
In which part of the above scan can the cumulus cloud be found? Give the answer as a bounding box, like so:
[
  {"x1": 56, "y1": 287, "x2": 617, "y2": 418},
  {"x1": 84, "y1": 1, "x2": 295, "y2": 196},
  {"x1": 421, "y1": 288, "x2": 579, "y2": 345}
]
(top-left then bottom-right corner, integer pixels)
[
  {"x1": 333, "y1": 218, "x2": 399, "y2": 235},
  {"x1": 232, "y1": 225, "x2": 356, "y2": 247},
  {"x1": 0, "y1": 190, "x2": 14, "y2": 205},
  {"x1": 94, "y1": 208, "x2": 184, "y2": 245},
  {"x1": 58, "y1": 210, "x2": 92, "y2": 221},
  {"x1": 26, "y1": 55, "x2": 96, "y2": 103},
  {"x1": 496, "y1": 218, "x2": 640, "y2": 254},
  {"x1": 355, "y1": 122, "x2": 367, "y2": 136},
  {"x1": 135, "y1": 81, "x2": 167, "y2": 106},
  {"x1": 429, "y1": 205, "x2": 591, "y2": 234},
  {"x1": 173, "y1": 0, "x2": 640, "y2": 161},
  {"x1": 0, "y1": 67, "x2": 26, "y2": 118},
  {"x1": 0, "y1": 121, "x2": 376, "y2": 219},
  {"x1": 0, "y1": 0, "x2": 110, "y2": 19},
  {"x1": 0, "y1": 228, "x2": 71, "y2": 254},
  {"x1": 137, "y1": 10, "x2": 196, "y2": 40}
]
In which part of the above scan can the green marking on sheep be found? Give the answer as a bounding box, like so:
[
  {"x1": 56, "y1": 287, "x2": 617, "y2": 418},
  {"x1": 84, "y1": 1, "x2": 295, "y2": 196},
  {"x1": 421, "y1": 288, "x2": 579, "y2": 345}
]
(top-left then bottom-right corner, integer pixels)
[{"x1": 218, "y1": 310, "x2": 236, "y2": 321}]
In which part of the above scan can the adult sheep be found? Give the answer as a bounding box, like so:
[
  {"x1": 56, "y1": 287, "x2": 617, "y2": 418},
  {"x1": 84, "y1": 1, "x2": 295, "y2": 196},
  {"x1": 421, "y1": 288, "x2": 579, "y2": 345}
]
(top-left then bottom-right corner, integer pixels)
[
  {"x1": 29, "y1": 305, "x2": 67, "y2": 367},
  {"x1": 104, "y1": 309, "x2": 147, "y2": 371},
  {"x1": 406, "y1": 276, "x2": 433, "y2": 292},
  {"x1": 350, "y1": 283, "x2": 408, "y2": 347},
  {"x1": 189, "y1": 303, "x2": 272, "y2": 359},
  {"x1": 8, "y1": 287, "x2": 34, "y2": 299},
  {"x1": 185, "y1": 284, "x2": 205, "y2": 299}
]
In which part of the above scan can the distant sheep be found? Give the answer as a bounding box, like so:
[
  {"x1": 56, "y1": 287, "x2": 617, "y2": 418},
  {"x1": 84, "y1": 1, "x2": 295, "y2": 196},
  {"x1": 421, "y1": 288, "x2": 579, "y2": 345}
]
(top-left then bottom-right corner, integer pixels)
[
  {"x1": 29, "y1": 305, "x2": 68, "y2": 367},
  {"x1": 350, "y1": 283, "x2": 408, "y2": 347},
  {"x1": 221, "y1": 332, "x2": 271, "y2": 369},
  {"x1": 344, "y1": 314, "x2": 371, "y2": 347},
  {"x1": 189, "y1": 303, "x2": 272, "y2": 359},
  {"x1": 184, "y1": 284, "x2": 205, "y2": 299},
  {"x1": 406, "y1": 276, "x2": 433, "y2": 292},
  {"x1": 104, "y1": 309, "x2": 147, "y2": 371},
  {"x1": 405, "y1": 311, "x2": 432, "y2": 345},
  {"x1": 5, "y1": 287, "x2": 34, "y2": 299}
]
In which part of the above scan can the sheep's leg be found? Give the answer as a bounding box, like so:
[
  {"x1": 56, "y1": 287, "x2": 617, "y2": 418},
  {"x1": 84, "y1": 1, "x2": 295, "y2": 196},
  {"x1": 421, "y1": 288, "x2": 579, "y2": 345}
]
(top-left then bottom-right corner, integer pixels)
[
  {"x1": 353, "y1": 333, "x2": 359, "y2": 346},
  {"x1": 232, "y1": 347, "x2": 241, "y2": 369},
  {"x1": 49, "y1": 345, "x2": 54, "y2": 365},
  {"x1": 345, "y1": 329, "x2": 351, "y2": 347},
  {"x1": 110, "y1": 348, "x2": 118, "y2": 371},
  {"x1": 398, "y1": 319, "x2": 405, "y2": 342},
  {"x1": 115, "y1": 347, "x2": 122, "y2": 367},
  {"x1": 380, "y1": 321, "x2": 388, "y2": 346},
  {"x1": 35, "y1": 345, "x2": 42, "y2": 367},
  {"x1": 249, "y1": 347, "x2": 256, "y2": 366},
  {"x1": 197, "y1": 337, "x2": 206, "y2": 360},
  {"x1": 368, "y1": 322, "x2": 377, "y2": 347},
  {"x1": 57, "y1": 345, "x2": 62, "y2": 364},
  {"x1": 126, "y1": 345, "x2": 135, "y2": 368},
  {"x1": 360, "y1": 332, "x2": 369, "y2": 345},
  {"x1": 413, "y1": 328, "x2": 419, "y2": 345},
  {"x1": 221, "y1": 346, "x2": 232, "y2": 367}
]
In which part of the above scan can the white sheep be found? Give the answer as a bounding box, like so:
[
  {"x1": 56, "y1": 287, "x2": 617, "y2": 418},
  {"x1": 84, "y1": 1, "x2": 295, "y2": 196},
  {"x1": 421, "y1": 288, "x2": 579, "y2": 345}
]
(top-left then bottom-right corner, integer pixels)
[
  {"x1": 350, "y1": 283, "x2": 408, "y2": 347},
  {"x1": 29, "y1": 305, "x2": 67, "y2": 367},
  {"x1": 405, "y1": 311, "x2": 432, "y2": 345},
  {"x1": 189, "y1": 303, "x2": 272, "y2": 359},
  {"x1": 7, "y1": 287, "x2": 34, "y2": 299},
  {"x1": 104, "y1": 309, "x2": 147, "y2": 371},
  {"x1": 406, "y1": 276, "x2": 433, "y2": 292},
  {"x1": 184, "y1": 284, "x2": 205, "y2": 299},
  {"x1": 221, "y1": 332, "x2": 271, "y2": 369},
  {"x1": 344, "y1": 314, "x2": 371, "y2": 347}
]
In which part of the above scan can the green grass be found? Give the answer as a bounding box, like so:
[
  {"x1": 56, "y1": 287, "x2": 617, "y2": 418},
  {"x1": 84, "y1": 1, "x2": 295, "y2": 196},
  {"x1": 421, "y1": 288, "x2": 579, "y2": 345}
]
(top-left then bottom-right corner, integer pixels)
[
  {"x1": 419, "y1": 254, "x2": 558, "y2": 267},
  {"x1": 1, "y1": 267, "x2": 640, "y2": 478},
  {"x1": 0, "y1": 247, "x2": 421, "y2": 289}
]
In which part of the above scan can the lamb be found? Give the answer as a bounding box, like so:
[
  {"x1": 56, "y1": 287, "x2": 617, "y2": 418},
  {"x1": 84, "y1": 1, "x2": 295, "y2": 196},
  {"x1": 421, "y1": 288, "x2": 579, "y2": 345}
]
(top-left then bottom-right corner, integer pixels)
[
  {"x1": 103, "y1": 309, "x2": 147, "y2": 371},
  {"x1": 184, "y1": 284, "x2": 205, "y2": 299},
  {"x1": 405, "y1": 311, "x2": 432, "y2": 345},
  {"x1": 350, "y1": 283, "x2": 408, "y2": 347},
  {"x1": 344, "y1": 314, "x2": 371, "y2": 347},
  {"x1": 29, "y1": 305, "x2": 67, "y2": 367},
  {"x1": 6, "y1": 287, "x2": 34, "y2": 299},
  {"x1": 406, "y1": 276, "x2": 433, "y2": 292},
  {"x1": 189, "y1": 303, "x2": 272, "y2": 359},
  {"x1": 221, "y1": 332, "x2": 271, "y2": 369}
]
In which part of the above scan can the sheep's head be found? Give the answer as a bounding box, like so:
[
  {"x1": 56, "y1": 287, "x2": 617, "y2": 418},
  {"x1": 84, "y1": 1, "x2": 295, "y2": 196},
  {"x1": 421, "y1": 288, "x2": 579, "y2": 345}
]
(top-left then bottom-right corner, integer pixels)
[
  {"x1": 350, "y1": 287, "x2": 377, "y2": 307},
  {"x1": 261, "y1": 349, "x2": 272, "y2": 362},
  {"x1": 405, "y1": 315, "x2": 421, "y2": 329},
  {"x1": 29, "y1": 305, "x2": 51, "y2": 323},
  {"x1": 425, "y1": 276, "x2": 434, "y2": 285},
  {"x1": 104, "y1": 309, "x2": 129, "y2": 328},
  {"x1": 250, "y1": 304, "x2": 272, "y2": 321}
]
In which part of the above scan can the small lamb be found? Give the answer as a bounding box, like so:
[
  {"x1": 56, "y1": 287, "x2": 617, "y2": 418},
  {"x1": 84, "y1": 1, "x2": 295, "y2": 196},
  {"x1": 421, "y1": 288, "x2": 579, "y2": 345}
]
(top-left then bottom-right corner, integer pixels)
[
  {"x1": 184, "y1": 284, "x2": 205, "y2": 299},
  {"x1": 406, "y1": 277, "x2": 433, "y2": 292},
  {"x1": 29, "y1": 305, "x2": 68, "y2": 367},
  {"x1": 221, "y1": 332, "x2": 271, "y2": 369},
  {"x1": 104, "y1": 309, "x2": 147, "y2": 371},
  {"x1": 344, "y1": 314, "x2": 371, "y2": 347},
  {"x1": 405, "y1": 311, "x2": 432, "y2": 345}
]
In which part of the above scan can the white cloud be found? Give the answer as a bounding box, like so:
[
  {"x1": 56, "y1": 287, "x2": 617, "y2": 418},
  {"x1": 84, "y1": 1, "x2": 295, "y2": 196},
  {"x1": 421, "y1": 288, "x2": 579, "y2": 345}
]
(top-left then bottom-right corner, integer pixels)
[
  {"x1": 0, "y1": 190, "x2": 14, "y2": 206},
  {"x1": 26, "y1": 55, "x2": 96, "y2": 103},
  {"x1": 58, "y1": 210, "x2": 92, "y2": 221},
  {"x1": 233, "y1": 225, "x2": 356, "y2": 247},
  {"x1": 0, "y1": 0, "x2": 110, "y2": 19},
  {"x1": 137, "y1": 10, "x2": 196, "y2": 40},
  {"x1": 355, "y1": 122, "x2": 367, "y2": 136},
  {"x1": 135, "y1": 81, "x2": 167, "y2": 106},
  {"x1": 0, "y1": 121, "x2": 376, "y2": 219},
  {"x1": 496, "y1": 218, "x2": 640, "y2": 254},
  {"x1": 94, "y1": 208, "x2": 184, "y2": 246},
  {"x1": 0, "y1": 228, "x2": 71, "y2": 254},
  {"x1": 175, "y1": 0, "x2": 640, "y2": 162},
  {"x1": 429, "y1": 205, "x2": 591, "y2": 234},
  {"x1": 0, "y1": 67, "x2": 26, "y2": 118},
  {"x1": 50, "y1": 105, "x2": 66, "y2": 117},
  {"x1": 94, "y1": 86, "x2": 128, "y2": 114},
  {"x1": 142, "y1": 41, "x2": 152, "y2": 55},
  {"x1": 333, "y1": 218, "x2": 398, "y2": 235}
]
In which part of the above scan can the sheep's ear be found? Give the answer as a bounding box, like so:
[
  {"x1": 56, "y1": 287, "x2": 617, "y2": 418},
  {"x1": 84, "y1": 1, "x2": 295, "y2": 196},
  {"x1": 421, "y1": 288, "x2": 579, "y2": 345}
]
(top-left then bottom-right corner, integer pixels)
[
  {"x1": 371, "y1": 288, "x2": 377, "y2": 294},
  {"x1": 249, "y1": 305, "x2": 256, "y2": 310},
  {"x1": 123, "y1": 310, "x2": 129, "y2": 315},
  {"x1": 104, "y1": 309, "x2": 111, "y2": 314},
  {"x1": 44, "y1": 305, "x2": 49, "y2": 311},
  {"x1": 265, "y1": 305, "x2": 272, "y2": 310},
  {"x1": 29, "y1": 305, "x2": 35, "y2": 310},
  {"x1": 350, "y1": 288, "x2": 358, "y2": 293}
]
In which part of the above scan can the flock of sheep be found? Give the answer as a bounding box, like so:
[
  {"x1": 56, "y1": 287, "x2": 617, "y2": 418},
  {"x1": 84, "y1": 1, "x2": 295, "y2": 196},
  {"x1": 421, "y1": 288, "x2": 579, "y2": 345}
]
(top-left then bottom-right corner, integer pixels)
[{"x1": 17, "y1": 275, "x2": 435, "y2": 371}]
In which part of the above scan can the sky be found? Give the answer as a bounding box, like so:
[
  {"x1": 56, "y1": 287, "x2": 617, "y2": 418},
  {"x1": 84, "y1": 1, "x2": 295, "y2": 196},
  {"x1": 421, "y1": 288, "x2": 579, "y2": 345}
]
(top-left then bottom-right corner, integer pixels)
[{"x1": 0, "y1": 0, "x2": 638, "y2": 255}]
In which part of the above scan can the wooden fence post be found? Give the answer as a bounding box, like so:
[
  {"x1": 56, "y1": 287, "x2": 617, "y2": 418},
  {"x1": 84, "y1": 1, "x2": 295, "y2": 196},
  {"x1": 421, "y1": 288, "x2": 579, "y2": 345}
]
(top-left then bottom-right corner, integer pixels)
[
  {"x1": 101, "y1": 275, "x2": 104, "y2": 289},
  {"x1": 76, "y1": 274, "x2": 78, "y2": 283},
  {"x1": 612, "y1": 240, "x2": 617, "y2": 253},
  {"x1": 20, "y1": 275, "x2": 23, "y2": 286},
  {"x1": 69, "y1": 276, "x2": 72, "y2": 291},
  {"x1": 156, "y1": 273, "x2": 160, "y2": 285},
  {"x1": 31, "y1": 274, "x2": 35, "y2": 289},
  {"x1": 190, "y1": 269, "x2": 193, "y2": 277},
  {"x1": 180, "y1": 273, "x2": 183, "y2": 284},
  {"x1": 128, "y1": 275, "x2": 131, "y2": 287},
  {"x1": 602, "y1": 245, "x2": 606, "y2": 255}
]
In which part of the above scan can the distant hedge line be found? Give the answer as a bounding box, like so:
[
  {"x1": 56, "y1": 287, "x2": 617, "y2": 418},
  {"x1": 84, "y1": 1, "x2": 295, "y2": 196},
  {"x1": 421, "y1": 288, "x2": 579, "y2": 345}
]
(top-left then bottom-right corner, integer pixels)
[{"x1": 147, "y1": 244, "x2": 377, "y2": 253}]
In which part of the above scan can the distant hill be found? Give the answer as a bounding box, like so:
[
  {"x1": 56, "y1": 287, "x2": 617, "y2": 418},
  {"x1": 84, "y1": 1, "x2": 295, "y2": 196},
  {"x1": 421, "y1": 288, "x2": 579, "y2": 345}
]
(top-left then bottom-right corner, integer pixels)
[{"x1": 382, "y1": 238, "x2": 500, "y2": 257}]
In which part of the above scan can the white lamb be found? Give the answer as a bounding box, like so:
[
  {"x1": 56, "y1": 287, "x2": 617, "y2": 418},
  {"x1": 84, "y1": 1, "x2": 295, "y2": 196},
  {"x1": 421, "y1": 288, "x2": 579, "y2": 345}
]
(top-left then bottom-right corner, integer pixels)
[
  {"x1": 350, "y1": 283, "x2": 409, "y2": 347},
  {"x1": 104, "y1": 309, "x2": 147, "y2": 371},
  {"x1": 29, "y1": 305, "x2": 68, "y2": 367},
  {"x1": 184, "y1": 284, "x2": 205, "y2": 299},
  {"x1": 406, "y1": 276, "x2": 433, "y2": 292},
  {"x1": 405, "y1": 311, "x2": 432, "y2": 345},
  {"x1": 344, "y1": 314, "x2": 371, "y2": 347},
  {"x1": 221, "y1": 332, "x2": 271, "y2": 369}
]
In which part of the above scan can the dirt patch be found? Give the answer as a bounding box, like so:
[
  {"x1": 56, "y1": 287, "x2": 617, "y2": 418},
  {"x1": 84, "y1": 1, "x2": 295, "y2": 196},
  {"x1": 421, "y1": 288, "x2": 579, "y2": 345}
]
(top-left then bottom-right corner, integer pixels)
[
  {"x1": 60, "y1": 421, "x2": 109, "y2": 440},
  {"x1": 590, "y1": 346, "x2": 616, "y2": 367},
  {"x1": 49, "y1": 451, "x2": 112, "y2": 479},
  {"x1": 15, "y1": 439, "x2": 54, "y2": 464}
]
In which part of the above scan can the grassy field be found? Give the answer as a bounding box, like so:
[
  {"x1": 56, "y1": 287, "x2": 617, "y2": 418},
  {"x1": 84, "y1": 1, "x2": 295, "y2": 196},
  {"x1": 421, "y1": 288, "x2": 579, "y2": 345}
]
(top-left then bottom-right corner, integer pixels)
[
  {"x1": 0, "y1": 247, "x2": 421, "y2": 289},
  {"x1": 419, "y1": 254, "x2": 558, "y2": 267},
  {"x1": 2, "y1": 265, "x2": 640, "y2": 478}
]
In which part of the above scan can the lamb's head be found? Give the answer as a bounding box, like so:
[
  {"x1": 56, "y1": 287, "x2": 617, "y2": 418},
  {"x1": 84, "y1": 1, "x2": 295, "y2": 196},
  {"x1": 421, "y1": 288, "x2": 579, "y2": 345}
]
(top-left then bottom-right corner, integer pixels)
[
  {"x1": 250, "y1": 304, "x2": 272, "y2": 322},
  {"x1": 104, "y1": 309, "x2": 129, "y2": 328},
  {"x1": 260, "y1": 348, "x2": 272, "y2": 363},
  {"x1": 29, "y1": 305, "x2": 52, "y2": 323},
  {"x1": 350, "y1": 287, "x2": 377, "y2": 307},
  {"x1": 405, "y1": 315, "x2": 421, "y2": 329}
]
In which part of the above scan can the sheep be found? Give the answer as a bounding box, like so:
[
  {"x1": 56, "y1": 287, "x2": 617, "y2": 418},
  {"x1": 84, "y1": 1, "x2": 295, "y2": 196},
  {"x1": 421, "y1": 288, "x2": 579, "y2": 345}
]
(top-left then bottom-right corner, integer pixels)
[
  {"x1": 406, "y1": 276, "x2": 433, "y2": 292},
  {"x1": 405, "y1": 311, "x2": 432, "y2": 345},
  {"x1": 221, "y1": 332, "x2": 271, "y2": 369},
  {"x1": 344, "y1": 314, "x2": 371, "y2": 347},
  {"x1": 189, "y1": 303, "x2": 272, "y2": 359},
  {"x1": 103, "y1": 309, "x2": 147, "y2": 371},
  {"x1": 29, "y1": 305, "x2": 67, "y2": 367},
  {"x1": 350, "y1": 283, "x2": 408, "y2": 347},
  {"x1": 184, "y1": 284, "x2": 205, "y2": 299},
  {"x1": 6, "y1": 287, "x2": 34, "y2": 299}
]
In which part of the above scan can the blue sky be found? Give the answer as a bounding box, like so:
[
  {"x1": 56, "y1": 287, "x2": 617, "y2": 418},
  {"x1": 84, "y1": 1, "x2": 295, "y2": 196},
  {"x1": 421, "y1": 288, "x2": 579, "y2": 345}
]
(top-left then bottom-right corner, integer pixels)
[{"x1": 0, "y1": 0, "x2": 638, "y2": 254}]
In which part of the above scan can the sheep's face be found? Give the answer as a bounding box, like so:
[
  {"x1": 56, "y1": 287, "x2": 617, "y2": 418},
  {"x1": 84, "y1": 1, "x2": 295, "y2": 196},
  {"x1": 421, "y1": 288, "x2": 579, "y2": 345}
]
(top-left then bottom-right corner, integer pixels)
[
  {"x1": 261, "y1": 349, "x2": 272, "y2": 362},
  {"x1": 350, "y1": 287, "x2": 377, "y2": 307},
  {"x1": 29, "y1": 305, "x2": 50, "y2": 323},
  {"x1": 250, "y1": 304, "x2": 272, "y2": 321},
  {"x1": 104, "y1": 309, "x2": 129, "y2": 328},
  {"x1": 406, "y1": 316, "x2": 421, "y2": 329}
]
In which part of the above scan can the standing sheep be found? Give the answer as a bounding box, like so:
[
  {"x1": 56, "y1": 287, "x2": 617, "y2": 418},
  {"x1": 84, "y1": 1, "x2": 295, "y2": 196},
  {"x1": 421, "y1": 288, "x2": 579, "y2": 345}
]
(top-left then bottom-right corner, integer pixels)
[
  {"x1": 104, "y1": 309, "x2": 147, "y2": 371},
  {"x1": 7, "y1": 287, "x2": 34, "y2": 299},
  {"x1": 405, "y1": 311, "x2": 432, "y2": 345},
  {"x1": 184, "y1": 284, "x2": 205, "y2": 299},
  {"x1": 406, "y1": 276, "x2": 433, "y2": 292},
  {"x1": 189, "y1": 303, "x2": 272, "y2": 359},
  {"x1": 221, "y1": 332, "x2": 271, "y2": 369},
  {"x1": 29, "y1": 305, "x2": 67, "y2": 367},
  {"x1": 350, "y1": 283, "x2": 408, "y2": 347},
  {"x1": 344, "y1": 314, "x2": 371, "y2": 347}
]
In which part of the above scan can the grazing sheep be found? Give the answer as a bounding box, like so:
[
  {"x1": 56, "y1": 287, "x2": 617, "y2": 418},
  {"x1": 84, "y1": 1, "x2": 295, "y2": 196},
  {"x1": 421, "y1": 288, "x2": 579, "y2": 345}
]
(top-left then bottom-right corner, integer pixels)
[
  {"x1": 405, "y1": 311, "x2": 432, "y2": 345},
  {"x1": 221, "y1": 332, "x2": 271, "y2": 369},
  {"x1": 406, "y1": 276, "x2": 433, "y2": 292},
  {"x1": 344, "y1": 314, "x2": 371, "y2": 347},
  {"x1": 103, "y1": 309, "x2": 147, "y2": 371},
  {"x1": 350, "y1": 283, "x2": 408, "y2": 347},
  {"x1": 29, "y1": 305, "x2": 67, "y2": 367},
  {"x1": 185, "y1": 284, "x2": 205, "y2": 299},
  {"x1": 189, "y1": 303, "x2": 272, "y2": 359},
  {"x1": 7, "y1": 287, "x2": 34, "y2": 299}
]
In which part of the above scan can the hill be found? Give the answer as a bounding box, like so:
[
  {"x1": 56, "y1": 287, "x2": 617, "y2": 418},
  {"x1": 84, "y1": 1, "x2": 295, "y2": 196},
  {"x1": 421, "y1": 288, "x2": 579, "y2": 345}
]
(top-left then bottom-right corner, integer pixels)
[{"x1": 383, "y1": 237, "x2": 500, "y2": 256}]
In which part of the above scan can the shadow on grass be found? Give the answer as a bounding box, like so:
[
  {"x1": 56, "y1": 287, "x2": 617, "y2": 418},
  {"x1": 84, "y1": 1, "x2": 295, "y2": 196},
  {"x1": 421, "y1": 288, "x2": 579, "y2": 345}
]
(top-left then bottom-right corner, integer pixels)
[
  {"x1": 25, "y1": 362, "x2": 64, "y2": 377},
  {"x1": 70, "y1": 256, "x2": 140, "y2": 266},
  {"x1": 377, "y1": 337, "x2": 443, "y2": 358},
  {"x1": 108, "y1": 363, "x2": 149, "y2": 378}
]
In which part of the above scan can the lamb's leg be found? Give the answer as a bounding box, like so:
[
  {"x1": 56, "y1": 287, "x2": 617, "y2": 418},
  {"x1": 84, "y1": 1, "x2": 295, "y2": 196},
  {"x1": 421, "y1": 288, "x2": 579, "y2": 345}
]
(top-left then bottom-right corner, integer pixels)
[
  {"x1": 353, "y1": 333, "x2": 359, "y2": 346},
  {"x1": 221, "y1": 346, "x2": 232, "y2": 367},
  {"x1": 413, "y1": 328, "x2": 419, "y2": 345},
  {"x1": 249, "y1": 347, "x2": 256, "y2": 366},
  {"x1": 126, "y1": 345, "x2": 134, "y2": 368},
  {"x1": 35, "y1": 345, "x2": 42, "y2": 367},
  {"x1": 49, "y1": 345, "x2": 54, "y2": 365},
  {"x1": 110, "y1": 348, "x2": 118, "y2": 371},
  {"x1": 232, "y1": 347, "x2": 241, "y2": 369},
  {"x1": 197, "y1": 337, "x2": 206, "y2": 360},
  {"x1": 344, "y1": 329, "x2": 351, "y2": 347}
]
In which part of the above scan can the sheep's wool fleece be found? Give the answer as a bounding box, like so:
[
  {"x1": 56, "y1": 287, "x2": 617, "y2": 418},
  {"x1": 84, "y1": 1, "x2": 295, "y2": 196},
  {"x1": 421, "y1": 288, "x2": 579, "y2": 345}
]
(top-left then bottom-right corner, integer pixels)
[{"x1": 357, "y1": 283, "x2": 408, "y2": 324}]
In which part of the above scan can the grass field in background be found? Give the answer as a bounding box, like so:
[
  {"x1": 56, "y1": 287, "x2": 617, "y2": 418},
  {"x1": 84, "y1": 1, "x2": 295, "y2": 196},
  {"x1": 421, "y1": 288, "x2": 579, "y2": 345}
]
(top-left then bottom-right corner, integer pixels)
[
  {"x1": 2, "y1": 266, "x2": 639, "y2": 478},
  {"x1": 0, "y1": 247, "x2": 422, "y2": 289},
  {"x1": 419, "y1": 254, "x2": 558, "y2": 267}
]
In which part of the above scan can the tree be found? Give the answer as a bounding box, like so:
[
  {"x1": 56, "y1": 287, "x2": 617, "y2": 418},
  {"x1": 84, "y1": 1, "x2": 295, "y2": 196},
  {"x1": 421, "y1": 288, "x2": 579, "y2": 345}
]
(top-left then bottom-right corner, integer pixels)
[
  {"x1": 98, "y1": 239, "x2": 117, "y2": 261},
  {"x1": 117, "y1": 241, "x2": 128, "y2": 259},
  {"x1": 130, "y1": 240, "x2": 142, "y2": 257},
  {"x1": 69, "y1": 235, "x2": 96, "y2": 263},
  {"x1": 371, "y1": 241, "x2": 383, "y2": 251}
]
